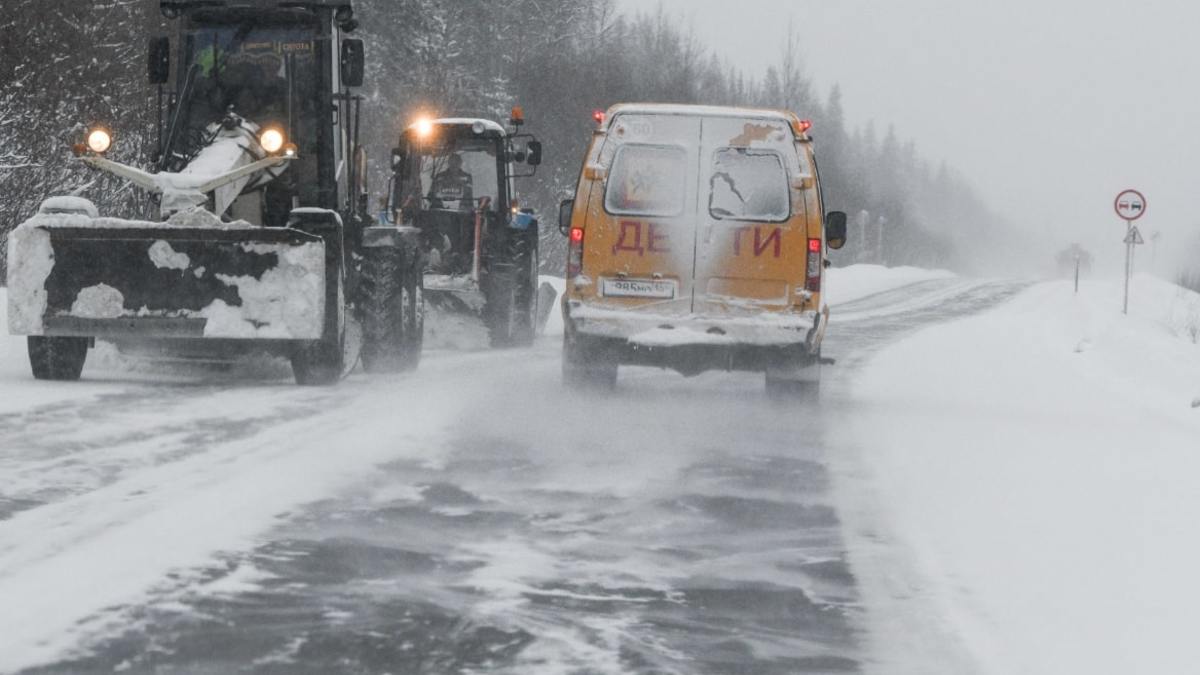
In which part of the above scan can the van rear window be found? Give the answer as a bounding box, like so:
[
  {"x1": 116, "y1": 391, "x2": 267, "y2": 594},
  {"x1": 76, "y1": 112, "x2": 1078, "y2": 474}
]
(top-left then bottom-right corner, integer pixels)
[
  {"x1": 604, "y1": 144, "x2": 688, "y2": 217},
  {"x1": 708, "y1": 148, "x2": 790, "y2": 222}
]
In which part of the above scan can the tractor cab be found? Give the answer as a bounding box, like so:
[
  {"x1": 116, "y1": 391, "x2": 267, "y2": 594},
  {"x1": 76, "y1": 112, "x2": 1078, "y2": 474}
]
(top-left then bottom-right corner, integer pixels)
[
  {"x1": 154, "y1": 1, "x2": 367, "y2": 227},
  {"x1": 393, "y1": 119, "x2": 510, "y2": 276},
  {"x1": 386, "y1": 112, "x2": 549, "y2": 347},
  {"x1": 390, "y1": 116, "x2": 541, "y2": 277}
]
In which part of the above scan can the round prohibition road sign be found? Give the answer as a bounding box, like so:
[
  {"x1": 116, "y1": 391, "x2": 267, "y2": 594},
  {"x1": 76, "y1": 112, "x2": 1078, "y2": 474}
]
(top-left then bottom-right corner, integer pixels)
[{"x1": 1114, "y1": 189, "x2": 1147, "y2": 221}]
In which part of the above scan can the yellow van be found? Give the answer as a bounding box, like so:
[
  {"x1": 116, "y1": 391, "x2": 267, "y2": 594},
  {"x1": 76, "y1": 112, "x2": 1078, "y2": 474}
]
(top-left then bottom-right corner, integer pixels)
[{"x1": 557, "y1": 104, "x2": 847, "y2": 396}]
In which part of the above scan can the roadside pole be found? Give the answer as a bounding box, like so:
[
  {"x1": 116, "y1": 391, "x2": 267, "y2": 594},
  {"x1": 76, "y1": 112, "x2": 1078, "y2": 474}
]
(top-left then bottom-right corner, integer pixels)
[
  {"x1": 1075, "y1": 256, "x2": 1081, "y2": 294},
  {"x1": 1124, "y1": 220, "x2": 1132, "y2": 314},
  {"x1": 1114, "y1": 189, "x2": 1147, "y2": 315}
]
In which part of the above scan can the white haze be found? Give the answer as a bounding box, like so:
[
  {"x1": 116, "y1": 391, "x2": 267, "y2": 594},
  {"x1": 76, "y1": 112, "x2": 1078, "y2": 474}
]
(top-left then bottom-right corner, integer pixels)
[{"x1": 619, "y1": 0, "x2": 1200, "y2": 275}]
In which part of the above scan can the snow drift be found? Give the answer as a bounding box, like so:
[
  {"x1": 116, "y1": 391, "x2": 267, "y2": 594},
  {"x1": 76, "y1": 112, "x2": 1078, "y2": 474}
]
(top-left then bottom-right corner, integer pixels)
[{"x1": 837, "y1": 274, "x2": 1200, "y2": 675}]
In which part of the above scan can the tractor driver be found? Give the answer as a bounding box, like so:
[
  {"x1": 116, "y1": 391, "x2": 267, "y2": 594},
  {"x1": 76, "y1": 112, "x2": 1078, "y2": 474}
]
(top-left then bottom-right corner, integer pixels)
[
  {"x1": 430, "y1": 153, "x2": 474, "y2": 208},
  {"x1": 194, "y1": 44, "x2": 288, "y2": 124}
]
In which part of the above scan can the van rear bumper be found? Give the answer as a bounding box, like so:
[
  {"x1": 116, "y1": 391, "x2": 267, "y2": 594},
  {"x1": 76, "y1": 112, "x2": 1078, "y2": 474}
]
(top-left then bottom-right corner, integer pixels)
[{"x1": 564, "y1": 302, "x2": 823, "y2": 376}]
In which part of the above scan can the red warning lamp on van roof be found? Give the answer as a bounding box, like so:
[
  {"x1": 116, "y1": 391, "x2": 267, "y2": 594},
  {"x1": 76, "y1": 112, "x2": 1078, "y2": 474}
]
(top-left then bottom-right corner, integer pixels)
[
  {"x1": 797, "y1": 119, "x2": 813, "y2": 134},
  {"x1": 592, "y1": 110, "x2": 606, "y2": 126}
]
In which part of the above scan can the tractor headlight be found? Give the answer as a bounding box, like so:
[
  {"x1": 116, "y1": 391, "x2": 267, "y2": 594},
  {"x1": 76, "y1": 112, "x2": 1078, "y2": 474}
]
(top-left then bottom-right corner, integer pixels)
[
  {"x1": 414, "y1": 117, "x2": 435, "y2": 139},
  {"x1": 87, "y1": 128, "x2": 112, "y2": 154},
  {"x1": 259, "y1": 127, "x2": 286, "y2": 155}
]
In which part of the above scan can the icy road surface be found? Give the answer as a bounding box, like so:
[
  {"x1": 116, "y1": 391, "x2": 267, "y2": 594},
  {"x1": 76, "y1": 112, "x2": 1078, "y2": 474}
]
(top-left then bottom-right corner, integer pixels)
[{"x1": 0, "y1": 272, "x2": 1022, "y2": 674}]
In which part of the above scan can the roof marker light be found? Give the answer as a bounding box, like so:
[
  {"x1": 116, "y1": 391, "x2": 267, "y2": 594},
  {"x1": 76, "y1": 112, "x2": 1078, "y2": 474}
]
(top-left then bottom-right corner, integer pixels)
[
  {"x1": 592, "y1": 110, "x2": 606, "y2": 126},
  {"x1": 798, "y1": 119, "x2": 813, "y2": 134}
]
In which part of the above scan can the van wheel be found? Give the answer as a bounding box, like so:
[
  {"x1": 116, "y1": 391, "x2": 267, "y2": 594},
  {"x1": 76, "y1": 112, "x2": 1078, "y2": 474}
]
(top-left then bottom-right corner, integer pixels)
[
  {"x1": 562, "y1": 334, "x2": 617, "y2": 389},
  {"x1": 28, "y1": 337, "x2": 89, "y2": 381}
]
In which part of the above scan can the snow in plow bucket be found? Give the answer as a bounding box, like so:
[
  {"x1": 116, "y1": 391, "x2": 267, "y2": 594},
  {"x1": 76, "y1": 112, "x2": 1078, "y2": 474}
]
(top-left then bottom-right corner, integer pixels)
[{"x1": 7, "y1": 207, "x2": 326, "y2": 340}]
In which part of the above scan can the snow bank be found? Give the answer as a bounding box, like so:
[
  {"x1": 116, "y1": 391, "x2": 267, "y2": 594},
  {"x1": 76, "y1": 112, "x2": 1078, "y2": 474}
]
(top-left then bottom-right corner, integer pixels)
[
  {"x1": 539, "y1": 275, "x2": 566, "y2": 337},
  {"x1": 837, "y1": 275, "x2": 1200, "y2": 674},
  {"x1": 824, "y1": 263, "x2": 955, "y2": 307}
]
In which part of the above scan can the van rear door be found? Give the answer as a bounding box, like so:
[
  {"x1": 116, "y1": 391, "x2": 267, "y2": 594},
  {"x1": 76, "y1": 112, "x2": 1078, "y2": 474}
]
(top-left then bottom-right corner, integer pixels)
[
  {"x1": 692, "y1": 117, "x2": 808, "y2": 315},
  {"x1": 584, "y1": 115, "x2": 701, "y2": 313}
]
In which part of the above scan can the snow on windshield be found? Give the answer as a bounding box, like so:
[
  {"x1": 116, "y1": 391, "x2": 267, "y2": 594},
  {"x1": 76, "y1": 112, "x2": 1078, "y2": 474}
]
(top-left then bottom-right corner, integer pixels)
[
  {"x1": 604, "y1": 144, "x2": 688, "y2": 217},
  {"x1": 708, "y1": 148, "x2": 790, "y2": 222}
]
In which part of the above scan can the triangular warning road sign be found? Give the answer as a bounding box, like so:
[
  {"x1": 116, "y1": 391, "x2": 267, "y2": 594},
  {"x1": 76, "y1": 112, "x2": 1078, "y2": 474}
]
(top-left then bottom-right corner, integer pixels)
[{"x1": 1124, "y1": 226, "x2": 1145, "y2": 245}]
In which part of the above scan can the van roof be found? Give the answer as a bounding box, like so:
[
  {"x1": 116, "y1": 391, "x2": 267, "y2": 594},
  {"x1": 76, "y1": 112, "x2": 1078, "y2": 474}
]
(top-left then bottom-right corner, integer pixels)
[{"x1": 604, "y1": 103, "x2": 810, "y2": 137}]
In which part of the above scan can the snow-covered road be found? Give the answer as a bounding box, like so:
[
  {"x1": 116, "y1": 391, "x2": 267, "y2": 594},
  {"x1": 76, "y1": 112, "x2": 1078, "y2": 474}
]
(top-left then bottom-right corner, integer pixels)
[{"x1": 0, "y1": 269, "x2": 1024, "y2": 674}]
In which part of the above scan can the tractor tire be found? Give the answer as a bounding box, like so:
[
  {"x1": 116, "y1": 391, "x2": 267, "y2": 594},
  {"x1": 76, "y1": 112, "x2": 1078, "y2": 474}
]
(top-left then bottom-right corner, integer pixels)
[
  {"x1": 28, "y1": 337, "x2": 89, "y2": 381},
  {"x1": 485, "y1": 240, "x2": 538, "y2": 349},
  {"x1": 562, "y1": 332, "x2": 617, "y2": 390},
  {"x1": 360, "y1": 246, "x2": 422, "y2": 373}
]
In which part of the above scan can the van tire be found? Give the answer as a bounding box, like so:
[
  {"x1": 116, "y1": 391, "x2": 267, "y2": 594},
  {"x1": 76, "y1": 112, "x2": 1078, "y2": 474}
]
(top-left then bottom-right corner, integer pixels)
[
  {"x1": 28, "y1": 337, "x2": 89, "y2": 381},
  {"x1": 563, "y1": 334, "x2": 617, "y2": 389}
]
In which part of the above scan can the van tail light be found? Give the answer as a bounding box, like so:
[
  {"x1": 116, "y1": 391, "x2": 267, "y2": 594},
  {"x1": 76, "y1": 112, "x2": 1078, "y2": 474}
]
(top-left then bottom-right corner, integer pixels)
[
  {"x1": 805, "y1": 238, "x2": 822, "y2": 292},
  {"x1": 568, "y1": 227, "x2": 585, "y2": 279}
]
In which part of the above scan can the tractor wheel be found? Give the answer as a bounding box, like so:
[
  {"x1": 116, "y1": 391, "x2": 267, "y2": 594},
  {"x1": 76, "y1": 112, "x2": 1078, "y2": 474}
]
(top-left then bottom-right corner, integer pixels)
[
  {"x1": 402, "y1": 275, "x2": 425, "y2": 369},
  {"x1": 562, "y1": 332, "x2": 617, "y2": 390},
  {"x1": 512, "y1": 245, "x2": 540, "y2": 346},
  {"x1": 360, "y1": 246, "x2": 422, "y2": 373},
  {"x1": 28, "y1": 337, "x2": 89, "y2": 381},
  {"x1": 357, "y1": 247, "x2": 405, "y2": 372},
  {"x1": 485, "y1": 241, "x2": 538, "y2": 349}
]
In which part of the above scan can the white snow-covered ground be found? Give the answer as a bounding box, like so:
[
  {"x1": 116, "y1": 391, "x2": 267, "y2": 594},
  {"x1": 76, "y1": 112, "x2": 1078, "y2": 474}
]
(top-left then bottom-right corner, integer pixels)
[
  {"x1": 824, "y1": 263, "x2": 955, "y2": 306},
  {"x1": 836, "y1": 274, "x2": 1200, "y2": 675}
]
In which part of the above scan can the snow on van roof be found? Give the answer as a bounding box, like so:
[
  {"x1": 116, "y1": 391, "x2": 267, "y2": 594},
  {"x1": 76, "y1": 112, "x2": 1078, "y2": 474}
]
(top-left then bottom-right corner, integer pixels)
[{"x1": 606, "y1": 103, "x2": 803, "y2": 125}]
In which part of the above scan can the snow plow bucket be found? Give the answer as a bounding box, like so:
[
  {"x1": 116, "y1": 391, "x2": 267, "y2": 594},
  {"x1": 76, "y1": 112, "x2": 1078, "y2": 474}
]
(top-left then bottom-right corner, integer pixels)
[{"x1": 7, "y1": 213, "x2": 327, "y2": 341}]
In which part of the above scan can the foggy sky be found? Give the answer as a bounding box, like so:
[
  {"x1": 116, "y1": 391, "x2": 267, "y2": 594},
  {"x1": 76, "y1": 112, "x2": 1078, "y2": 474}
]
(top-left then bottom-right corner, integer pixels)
[{"x1": 618, "y1": 0, "x2": 1200, "y2": 272}]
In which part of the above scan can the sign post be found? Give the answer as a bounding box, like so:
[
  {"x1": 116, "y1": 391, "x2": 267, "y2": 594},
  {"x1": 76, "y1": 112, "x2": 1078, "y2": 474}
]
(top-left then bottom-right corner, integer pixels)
[{"x1": 1114, "y1": 189, "x2": 1147, "y2": 315}]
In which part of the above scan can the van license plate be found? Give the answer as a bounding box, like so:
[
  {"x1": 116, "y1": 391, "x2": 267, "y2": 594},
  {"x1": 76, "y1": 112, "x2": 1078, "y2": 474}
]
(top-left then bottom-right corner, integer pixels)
[{"x1": 602, "y1": 278, "x2": 677, "y2": 299}]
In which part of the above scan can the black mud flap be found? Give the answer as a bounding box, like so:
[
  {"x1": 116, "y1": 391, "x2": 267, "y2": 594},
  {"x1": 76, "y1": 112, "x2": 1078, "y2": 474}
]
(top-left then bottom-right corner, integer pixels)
[{"x1": 34, "y1": 225, "x2": 326, "y2": 340}]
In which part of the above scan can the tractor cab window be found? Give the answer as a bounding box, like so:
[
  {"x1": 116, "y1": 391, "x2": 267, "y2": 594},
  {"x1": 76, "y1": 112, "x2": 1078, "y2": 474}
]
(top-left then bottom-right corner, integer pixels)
[
  {"x1": 182, "y1": 23, "x2": 318, "y2": 133},
  {"x1": 402, "y1": 138, "x2": 500, "y2": 212}
]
